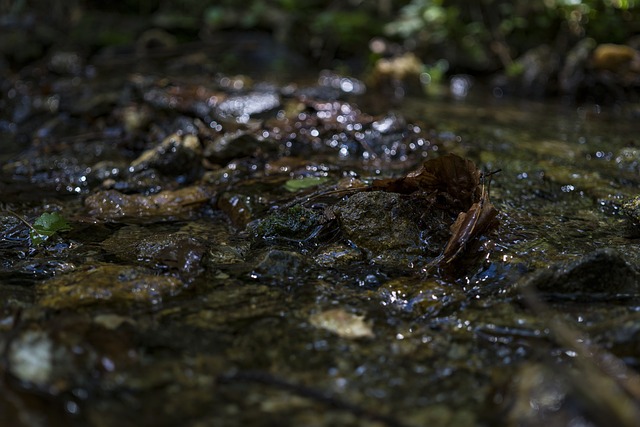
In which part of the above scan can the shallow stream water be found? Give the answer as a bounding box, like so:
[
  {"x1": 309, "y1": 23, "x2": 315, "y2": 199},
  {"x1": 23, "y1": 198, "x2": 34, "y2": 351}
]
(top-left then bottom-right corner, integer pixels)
[{"x1": 1, "y1": 52, "x2": 640, "y2": 426}]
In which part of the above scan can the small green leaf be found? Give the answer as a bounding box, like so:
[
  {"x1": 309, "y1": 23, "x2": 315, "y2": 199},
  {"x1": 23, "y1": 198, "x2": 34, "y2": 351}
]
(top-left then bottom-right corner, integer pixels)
[
  {"x1": 284, "y1": 176, "x2": 329, "y2": 192},
  {"x1": 30, "y1": 212, "x2": 72, "y2": 245}
]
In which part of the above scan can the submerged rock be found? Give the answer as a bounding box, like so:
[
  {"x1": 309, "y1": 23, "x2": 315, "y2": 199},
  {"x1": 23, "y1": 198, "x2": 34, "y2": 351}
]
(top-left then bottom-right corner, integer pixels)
[
  {"x1": 313, "y1": 243, "x2": 364, "y2": 267},
  {"x1": 252, "y1": 249, "x2": 308, "y2": 281},
  {"x1": 334, "y1": 191, "x2": 421, "y2": 253},
  {"x1": 7, "y1": 329, "x2": 57, "y2": 386},
  {"x1": 37, "y1": 264, "x2": 184, "y2": 309},
  {"x1": 85, "y1": 185, "x2": 215, "y2": 220},
  {"x1": 518, "y1": 248, "x2": 640, "y2": 300}
]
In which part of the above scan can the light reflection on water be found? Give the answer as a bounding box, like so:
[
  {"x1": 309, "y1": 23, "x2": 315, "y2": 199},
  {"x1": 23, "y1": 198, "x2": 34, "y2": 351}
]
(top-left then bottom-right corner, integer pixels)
[{"x1": 397, "y1": 95, "x2": 640, "y2": 270}]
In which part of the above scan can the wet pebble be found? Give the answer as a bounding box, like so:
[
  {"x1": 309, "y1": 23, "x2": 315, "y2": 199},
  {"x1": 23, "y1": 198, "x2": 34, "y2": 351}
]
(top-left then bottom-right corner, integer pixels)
[
  {"x1": 309, "y1": 308, "x2": 374, "y2": 339},
  {"x1": 204, "y1": 131, "x2": 260, "y2": 164},
  {"x1": 313, "y1": 243, "x2": 364, "y2": 267},
  {"x1": 130, "y1": 132, "x2": 202, "y2": 180},
  {"x1": 252, "y1": 249, "x2": 308, "y2": 281}
]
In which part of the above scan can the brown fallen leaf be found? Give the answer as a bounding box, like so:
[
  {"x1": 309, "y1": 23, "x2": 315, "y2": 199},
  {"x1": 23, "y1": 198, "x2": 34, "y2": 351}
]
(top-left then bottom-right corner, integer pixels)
[
  {"x1": 305, "y1": 153, "x2": 499, "y2": 265},
  {"x1": 370, "y1": 153, "x2": 499, "y2": 264},
  {"x1": 372, "y1": 153, "x2": 481, "y2": 211},
  {"x1": 439, "y1": 176, "x2": 499, "y2": 264}
]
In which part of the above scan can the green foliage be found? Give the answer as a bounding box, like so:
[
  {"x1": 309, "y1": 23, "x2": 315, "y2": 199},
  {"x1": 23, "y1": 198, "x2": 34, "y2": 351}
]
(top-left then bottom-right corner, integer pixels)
[
  {"x1": 30, "y1": 212, "x2": 72, "y2": 246},
  {"x1": 312, "y1": 10, "x2": 381, "y2": 48},
  {"x1": 385, "y1": 0, "x2": 640, "y2": 71},
  {"x1": 8, "y1": 0, "x2": 639, "y2": 73}
]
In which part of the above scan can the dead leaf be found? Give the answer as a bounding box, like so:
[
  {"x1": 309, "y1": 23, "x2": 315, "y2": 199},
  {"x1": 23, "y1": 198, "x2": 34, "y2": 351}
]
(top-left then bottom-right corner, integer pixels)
[
  {"x1": 308, "y1": 153, "x2": 499, "y2": 265},
  {"x1": 309, "y1": 308, "x2": 374, "y2": 339},
  {"x1": 371, "y1": 153, "x2": 499, "y2": 264},
  {"x1": 440, "y1": 179, "x2": 499, "y2": 264},
  {"x1": 372, "y1": 153, "x2": 481, "y2": 211}
]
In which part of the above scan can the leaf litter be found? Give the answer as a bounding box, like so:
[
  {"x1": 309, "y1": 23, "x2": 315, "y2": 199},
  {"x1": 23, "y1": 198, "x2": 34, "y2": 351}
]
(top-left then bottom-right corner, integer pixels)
[{"x1": 311, "y1": 153, "x2": 500, "y2": 266}]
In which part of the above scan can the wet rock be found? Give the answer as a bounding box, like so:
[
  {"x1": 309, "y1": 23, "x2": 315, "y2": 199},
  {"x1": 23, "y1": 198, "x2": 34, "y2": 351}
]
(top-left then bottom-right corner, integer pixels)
[
  {"x1": 378, "y1": 276, "x2": 465, "y2": 317},
  {"x1": 7, "y1": 329, "x2": 58, "y2": 386},
  {"x1": 203, "y1": 130, "x2": 264, "y2": 164},
  {"x1": 6, "y1": 313, "x2": 139, "y2": 398},
  {"x1": 263, "y1": 94, "x2": 435, "y2": 162},
  {"x1": 137, "y1": 235, "x2": 205, "y2": 277},
  {"x1": 85, "y1": 185, "x2": 215, "y2": 220},
  {"x1": 313, "y1": 243, "x2": 364, "y2": 267},
  {"x1": 37, "y1": 264, "x2": 184, "y2": 309},
  {"x1": 252, "y1": 204, "x2": 324, "y2": 243},
  {"x1": 252, "y1": 249, "x2": 308, "y2": 281},
  {"x1": 207, "y1": 244, "x2": 246, "y2": 265},
  {"x1": 101, "y1": 226, "x2": 206, "y2": 278},
  {"x1": 622, "y1": 196, "x2": 640, "y2": 227},
  {"x1": 218, "y1": 192, "x2": 260, "y2": 228},
  {"x1": 500, "y1": 363, "x2": 580, "y2": 427},
  {"x1": 591, "y1": 43, "x2": 640, "y2": 74},
  {"x1": 130, "y1": 132, "x2": 202, "y2": 180},
  {"x1": 333, "y1": 191, "x2": 447, "y2": 265},
  {"x1": 184, "y1": 284, "x2": 284, "y2": 329},
  {"x1": 334, "y1": 191, "x2": 420, "y2": 253},
  {"x1": 215, "y1": 91, "x2": 280, "y2": 122},
  {"x1": 518, "y1": 248, "x2": 640, "y2": 300}
]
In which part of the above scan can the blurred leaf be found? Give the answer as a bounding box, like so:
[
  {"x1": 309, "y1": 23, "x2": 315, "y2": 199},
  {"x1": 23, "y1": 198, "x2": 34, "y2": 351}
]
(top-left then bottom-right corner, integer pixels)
[{"x1": 284, "y1": 176, "x2": 329, "y2": 192}]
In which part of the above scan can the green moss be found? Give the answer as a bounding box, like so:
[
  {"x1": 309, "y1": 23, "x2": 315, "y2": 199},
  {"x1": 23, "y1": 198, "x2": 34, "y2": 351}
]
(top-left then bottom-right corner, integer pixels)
[{"x1": 254, "y1": 205, "x2": 323, "y2": 242}]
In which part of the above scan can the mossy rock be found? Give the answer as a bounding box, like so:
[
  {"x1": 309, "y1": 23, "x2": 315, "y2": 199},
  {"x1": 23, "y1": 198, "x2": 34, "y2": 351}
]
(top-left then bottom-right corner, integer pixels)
[{"x1": 253, "y1": 205, "x2": 324, "y2": 243}]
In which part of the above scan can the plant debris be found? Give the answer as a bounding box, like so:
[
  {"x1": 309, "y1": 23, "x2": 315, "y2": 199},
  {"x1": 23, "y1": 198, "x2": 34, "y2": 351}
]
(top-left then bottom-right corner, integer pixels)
[{"x1": 339, "y1": 153, "x2": 500, "y2": 265}]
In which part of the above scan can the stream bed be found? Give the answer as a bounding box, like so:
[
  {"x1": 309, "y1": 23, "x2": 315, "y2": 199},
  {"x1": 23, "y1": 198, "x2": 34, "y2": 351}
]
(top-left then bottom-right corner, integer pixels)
[{"x1": 1, "y1": 44, "x2": 640, "y2": 427}]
